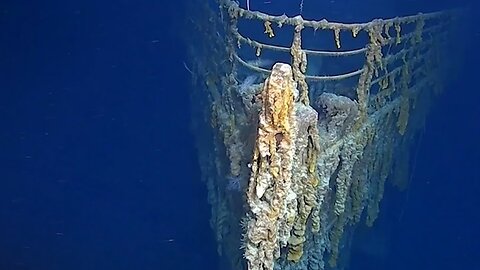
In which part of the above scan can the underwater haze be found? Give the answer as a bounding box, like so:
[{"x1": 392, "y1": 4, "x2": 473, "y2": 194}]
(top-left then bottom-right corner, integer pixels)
[{"x1": 0, "y1": 0, "x2": 478, "y2": 270}]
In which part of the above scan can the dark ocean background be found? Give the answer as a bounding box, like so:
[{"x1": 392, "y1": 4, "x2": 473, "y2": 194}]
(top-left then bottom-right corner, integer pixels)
[{"x1": 0, "y1": 0, "x2": 478, "y2": 270}]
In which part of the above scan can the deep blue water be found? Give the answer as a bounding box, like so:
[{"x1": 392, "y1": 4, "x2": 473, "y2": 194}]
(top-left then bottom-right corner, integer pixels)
[{"x1": 0, "y1": 0, "x2": 478, "y2": 270}]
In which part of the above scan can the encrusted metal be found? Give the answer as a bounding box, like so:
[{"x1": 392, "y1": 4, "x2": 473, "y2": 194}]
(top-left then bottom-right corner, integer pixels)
[{"x1": 186, "y1": 1, "x2": 457, "y2": 269}]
